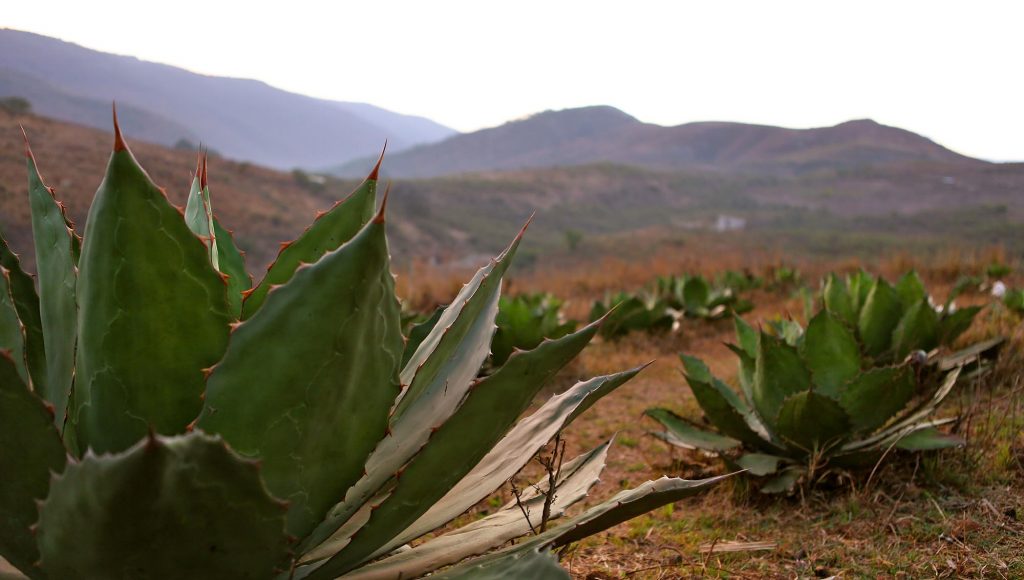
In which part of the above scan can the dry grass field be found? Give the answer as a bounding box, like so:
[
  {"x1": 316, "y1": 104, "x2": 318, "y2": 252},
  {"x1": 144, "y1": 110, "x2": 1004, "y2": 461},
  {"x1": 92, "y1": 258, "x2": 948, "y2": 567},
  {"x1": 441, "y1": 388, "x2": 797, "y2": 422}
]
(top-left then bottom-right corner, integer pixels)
[{"x1": 403, "y1": 250, "x2": 1024, "y2": 579}]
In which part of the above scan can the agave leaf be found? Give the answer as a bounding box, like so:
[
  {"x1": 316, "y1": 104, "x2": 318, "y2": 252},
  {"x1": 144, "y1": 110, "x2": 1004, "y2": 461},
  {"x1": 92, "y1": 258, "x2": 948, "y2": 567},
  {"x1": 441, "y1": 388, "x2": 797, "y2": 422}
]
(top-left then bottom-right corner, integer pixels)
[
  {"x1": 758, "y1": 467, "x2": 804, "y2": 494},
  {"x1": 938, "y1": 305, "x2": 982, "y2": 346},
  {"x1": 839, "y1": 367, "x2": 915, "y2": 433},
  {"x1": 841, "y1": 367, "x2": 960, "y2": 453},
  {"x1": 725, "y1": 343, "x2": 756, "y2": 406},
  {"x1": 297, "y1": 320, "x2": 602, "y2": 573},
  {"x1": 183, "y1": 167, "x2": 218, "y2": 269},
  {"x1": 0, "y1": 351, "x2": 66, "y2": 578},
  {"x1": 799, "y1": 311, "x2": 861, "y2": 398},
  {"x1": 682, "y1": 276, "x2": 710, "y2": 311},
  {"x1": 733, "y1": 315, "x2": 758, "y2": 359},
  {"x1": 935, "y1": 336, "x2": 1004, "y2": 372},
  {"x1": 35, "y1": 432, "x2": 288, "y2": 579},
  {"x1": 340, "y1": 441, "x2": 611, "y2": 580},
  {"x1": 387, "y1": 367, "x2": 643, "y2": 559},
  {"x1": 645, "y1": 407, "x2": 740, "y2": 452},
  {"x1": 241, "y1": 156, "x2": 380, "y2": 319},
  {"x1": 400, "y1": 305, "x2": 444, "y2": 367},
  {"x1": 0, "y1": 232, "x2": 45, "y2": 402},
  {"x1": 823, "y1": 274, "x2": 855, "y2": 326},
  {"x1": 857, "y1": 278, "x2": 903, "y2": 357},
  {"x1": 74, "y1": 128, "x2": 231, "y2": 455},
  {"x1": 891, "y1": 300, "x2": 939, "y2": 360},
  {"x1": 680, "y1": 355, "x2": 772, "y2": 448},
  {"x1": 893, "y1": 426, "x2": 963, "y2": 450},
  {"x1": 300, "y1": 230, "x2": 522, "y2": 563},
  {"x1": 198, "y1": 215, "x2": 401, "y2": 540},
  {"x1": 212, "y1": 218, "x2": 251, "y2": 319},
  {"x1": 432, "y1": 547, "x2": 570, "y2": 580},
  {"x1": 775, "y1": 391, "x2": 851, "y2": 453},
  {"x1": 0, "y1": 273, "x2": 26, "y2": 385},
  {"x1": 736, "y1": 453, "x2": 785, "y2": 476},
  {"x1": 752, "y1": 333, "x2": 812, "y2": 430},
  {"x1": 433, "y1": 474, "x2": 726, "y2": 578},
  {"x1": 894, "y1": 271, "x2": 927, "y2": 307},
  {"x1": 25, "y1": 141, "x2": 79, "y2": 426}
]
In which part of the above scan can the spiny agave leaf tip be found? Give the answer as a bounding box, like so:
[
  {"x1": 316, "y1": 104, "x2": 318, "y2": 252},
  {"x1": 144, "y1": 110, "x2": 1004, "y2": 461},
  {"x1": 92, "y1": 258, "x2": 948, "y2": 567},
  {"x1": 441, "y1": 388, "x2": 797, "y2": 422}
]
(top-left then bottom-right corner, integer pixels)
[
  {"x1": 369, "y1": 141, "x2": 387, "y2": 181},
  {"x1": 19, "y1": 123, "x2": 33, "y2": 158},
  {"x1": 112, "y1": 102, "x2": 128, "y2": 152},
  {"x1": 201, "y1": 151, "x2": 209, "y2": 188},
  {"x1": 373, "y1": 181, "x2": 392, "y2": 224}
]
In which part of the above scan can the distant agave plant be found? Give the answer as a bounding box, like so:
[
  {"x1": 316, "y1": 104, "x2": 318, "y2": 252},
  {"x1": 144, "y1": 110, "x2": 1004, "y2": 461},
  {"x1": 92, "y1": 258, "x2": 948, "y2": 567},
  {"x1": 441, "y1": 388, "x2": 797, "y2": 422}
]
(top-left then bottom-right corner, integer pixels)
[
  {"x1": 655, "y1": 274, "x2": 753, "y2": 320},
  {"x1": 489, "y1": 293, "x2": 577, "y2": 368},
  {"x1": 588, "y1": 291, "x2": 674, "y2": 339},
  {"x1": 0, "y1": 116, "x2": 724, "y2": 579},
  {"x1": 822, "y1": 270, "x2": 981, "y2": 364},
  {"x1": 646, "y1": 311, "x2": 978, "y2": 492}
]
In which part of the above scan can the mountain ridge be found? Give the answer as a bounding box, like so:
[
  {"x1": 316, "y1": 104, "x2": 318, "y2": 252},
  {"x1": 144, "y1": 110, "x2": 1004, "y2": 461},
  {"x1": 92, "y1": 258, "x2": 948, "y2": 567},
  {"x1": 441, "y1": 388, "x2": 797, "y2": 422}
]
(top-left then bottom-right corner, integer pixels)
[
  {"x1": 332, "y1": 106, "x2": 980, "y2": 178},
  {"x1": 0, "y1": 28, "x2": 457, "y2": 169}
]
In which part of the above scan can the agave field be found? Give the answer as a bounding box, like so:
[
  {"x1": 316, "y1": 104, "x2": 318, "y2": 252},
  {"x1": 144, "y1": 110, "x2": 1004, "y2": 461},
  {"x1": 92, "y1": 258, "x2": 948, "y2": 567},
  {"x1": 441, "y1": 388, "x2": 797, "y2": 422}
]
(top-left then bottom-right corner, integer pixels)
[{"x1": 1, "y1": 113, "x2": 1023, "y2": 578}]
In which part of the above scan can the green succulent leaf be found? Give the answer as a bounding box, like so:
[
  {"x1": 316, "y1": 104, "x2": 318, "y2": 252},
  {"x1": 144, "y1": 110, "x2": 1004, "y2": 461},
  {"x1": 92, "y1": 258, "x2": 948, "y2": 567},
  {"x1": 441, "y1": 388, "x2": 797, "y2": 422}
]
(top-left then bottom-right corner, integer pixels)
[
  {"x1": 241, "y1": 161, "x2": 379, "y2": 319},
  {"x1": 432, "y1": 547, "x2": 570, "y2": 580},
  {"x1": 35, "y1": 432, "x2": 288, "y2": 580},
  {"x1": 753, "y1": 333, "x2": 812, "y2": 430},
  {"x1": 400, "y1": 305, "x2": 444, "y2": 367},
  {"x1": 199, "y1": 217, "x2": 401, "y2": 540},
  {"x1": 759, "y1": 467, "x2": 804, "y2": 494},
  {"x1": 857, "y1": 278, "x2": 904, "y2": 357},
  {"x1": 799, "y1": 311, "x2": 861, "y2": 398},
  {"x1": 680, "y1": 356, "x2": 770, "y2": 449},
  {"x1": 682, "y1": 276, "x2": 710, "y2": 310},
  {"x1": 183, "y1": 172, "x2": 218, "y2": 270},
  {"x1": 823, "y1": 273, "x2": 856, "y2": 326},
  {"x1": 775, "y1": 391, "x2": 851, "y2": 453},
  {"x1": 839, "y1": 367, "x2": 915, "y2": 433},
  {"x1": 891, "y1": 299, "x2": 939, "y2": 360},
  {"x1": 337, "y1": 441, "x2": 610, "y2": 580},
  {"x1": 25, "y1": 146, "x2": 79, "y2": 428},
  {"x1": 894, "y1": 271, "x2": 927, "y2": 307},
  {"x1": 433, "y1": 474, "x2": 725, "y2": 578},
  {"x1": 298, "y1": 319, "x2": 602, "y2": 573},
  {"x1": 938, "y1": 305, "x2": 982, "y2": 346},
  {"x1": 74, "y1": 139, "x2": 231, "y2": 455},
  {"x1": 391, "y1": 367, "x2": 643, "y2": 560},
  {"x1": 644, "y1": 407, "x2": 740, "y2": 452},
  {"x1": 894, "y1": 427, "x2": 963, "y2": 450},
  {"x1": 0, "y1": 232, "x2": 46, "y2": 402},
  {"x1": 733, "y1": 315, "x2": 758, "y2": 358},
  {"x1": 0, "y1": 351, "x2": 66, "y2": 578},
  {"x1": 0, "y1": 272, "x2": 26, "y2": 385},
  {"x1": 212, "y1": 218, "x2": 251, "y2": 319},
  {"x1": 736, "y1": 453, "x2": 785, "y2": 476}
]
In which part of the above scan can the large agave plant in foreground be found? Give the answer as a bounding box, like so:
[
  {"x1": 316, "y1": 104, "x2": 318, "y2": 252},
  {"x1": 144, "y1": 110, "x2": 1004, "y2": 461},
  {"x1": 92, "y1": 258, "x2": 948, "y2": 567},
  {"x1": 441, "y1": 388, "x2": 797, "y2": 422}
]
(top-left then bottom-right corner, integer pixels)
[
  {"x1": 646, "y1": 309, "x2": 984, "y2": 493},
  {"x1": 0, "y1": 118, "x2": 724, "y2": 579}
]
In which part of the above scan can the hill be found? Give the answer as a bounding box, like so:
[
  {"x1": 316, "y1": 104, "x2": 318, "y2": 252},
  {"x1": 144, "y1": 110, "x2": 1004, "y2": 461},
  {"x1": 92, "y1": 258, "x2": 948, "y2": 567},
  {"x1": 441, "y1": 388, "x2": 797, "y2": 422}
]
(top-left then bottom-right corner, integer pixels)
[
  {"x1": 332, "y1": 105, "x2": 979, "y2": 178},
  {"x1": 2, "y1": 110, "x2": 1023, "y2": 279},
  {"x1": 0, "y1": 29, "x2": 456, "y2": 169}
]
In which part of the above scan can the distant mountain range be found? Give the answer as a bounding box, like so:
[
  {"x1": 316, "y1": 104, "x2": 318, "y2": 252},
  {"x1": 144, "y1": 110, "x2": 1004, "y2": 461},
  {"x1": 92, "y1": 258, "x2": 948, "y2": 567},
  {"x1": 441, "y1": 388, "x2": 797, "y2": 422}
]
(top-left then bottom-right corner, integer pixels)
[
  {"x1": 0, "y1": 29, "x2": 456, "y2": 169},
  {"x1": 332, "y1": 105, "x2": 980, "y2": 178}
]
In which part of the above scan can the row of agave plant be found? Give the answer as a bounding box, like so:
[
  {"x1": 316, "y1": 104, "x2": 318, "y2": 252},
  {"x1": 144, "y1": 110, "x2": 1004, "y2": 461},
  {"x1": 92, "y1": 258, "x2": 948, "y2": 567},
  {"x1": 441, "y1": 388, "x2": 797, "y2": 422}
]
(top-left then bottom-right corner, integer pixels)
[
  {"x1": 645, "y1": 270, "x2": 1005, "y2": 492},
  {"x1": 588, "y1": 273, "x2": 756, "y2": 339},
  {"x1": 0, "y1": 117, "x2": 726, "y2": 579}
]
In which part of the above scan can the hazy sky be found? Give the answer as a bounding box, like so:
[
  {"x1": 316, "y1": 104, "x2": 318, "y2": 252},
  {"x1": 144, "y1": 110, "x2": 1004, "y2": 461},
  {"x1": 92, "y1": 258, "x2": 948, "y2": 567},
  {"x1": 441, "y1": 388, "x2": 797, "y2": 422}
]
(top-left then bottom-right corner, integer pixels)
[{"x1": 5, "y1": 1, "x2": 1023, "y2": 160}]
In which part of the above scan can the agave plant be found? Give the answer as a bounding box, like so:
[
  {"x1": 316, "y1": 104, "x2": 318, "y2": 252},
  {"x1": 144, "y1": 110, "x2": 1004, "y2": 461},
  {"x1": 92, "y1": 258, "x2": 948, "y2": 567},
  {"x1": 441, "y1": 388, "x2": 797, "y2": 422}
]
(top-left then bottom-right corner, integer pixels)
[
  {"x1": 646, "y1": 311, "x2": 977, "y2": 493},
  {"x1": 588, "y1": 291, "x2": 674, "y2": 339},
  {"x1": 490, "y1": 293, "x2": 577, "y2": 368},
  {"x1": 822, "y1": 270, "x2": 981, "y2": 365},
  {"x1": 0, "y1": 118, "x2": 724, "y2": 579},
  {"x1": 715, "y1": 269, "x2": 763, "y2": 293},
  {"x1": 655, "y1": 274, "x2": 753, "y2": 320}
]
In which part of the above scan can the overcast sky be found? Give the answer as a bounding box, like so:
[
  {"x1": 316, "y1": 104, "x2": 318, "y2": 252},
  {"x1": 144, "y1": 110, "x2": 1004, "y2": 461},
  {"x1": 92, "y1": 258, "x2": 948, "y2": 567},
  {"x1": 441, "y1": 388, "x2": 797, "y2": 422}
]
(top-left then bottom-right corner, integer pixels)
[{"x1": 5, "y1": 1, "x2": 1023, "y2": 160}]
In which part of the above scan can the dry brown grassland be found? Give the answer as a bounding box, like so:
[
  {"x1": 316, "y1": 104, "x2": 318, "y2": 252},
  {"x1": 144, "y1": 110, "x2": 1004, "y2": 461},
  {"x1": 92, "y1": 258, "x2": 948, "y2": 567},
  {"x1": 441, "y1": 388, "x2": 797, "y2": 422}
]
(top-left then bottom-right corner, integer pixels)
[{"x1": 404, "y1": 246, "x2": 1024, "y2": 579}]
